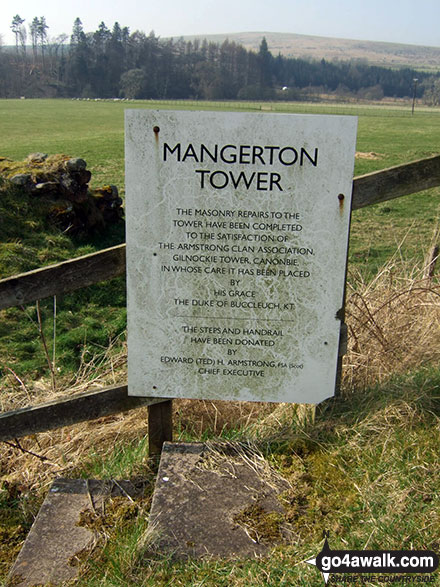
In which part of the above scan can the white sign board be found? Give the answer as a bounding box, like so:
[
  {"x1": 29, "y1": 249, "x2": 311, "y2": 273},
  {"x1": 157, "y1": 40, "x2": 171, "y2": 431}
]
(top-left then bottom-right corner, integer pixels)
[{"x1": 125, "y1": 110, "x2": 357, "y2": 403}]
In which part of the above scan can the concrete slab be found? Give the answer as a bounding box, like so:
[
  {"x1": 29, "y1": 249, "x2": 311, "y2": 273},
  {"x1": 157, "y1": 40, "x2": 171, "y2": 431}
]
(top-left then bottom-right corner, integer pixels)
[
  {"x1": 148, "y1": 442, "x2": 291, "y2": 559},
  {"x1": 8, "y1": 478, "x2": 147, "y2": 587}
]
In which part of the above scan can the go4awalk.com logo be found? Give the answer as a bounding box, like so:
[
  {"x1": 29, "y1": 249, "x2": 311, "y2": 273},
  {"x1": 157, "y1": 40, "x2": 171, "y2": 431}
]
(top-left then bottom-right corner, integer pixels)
[{"x1": 305, "y1": 533, "x2": 439, "y2": 584}]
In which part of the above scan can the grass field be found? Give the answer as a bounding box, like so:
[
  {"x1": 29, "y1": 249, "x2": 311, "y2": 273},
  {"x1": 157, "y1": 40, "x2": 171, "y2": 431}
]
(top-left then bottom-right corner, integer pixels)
[
  {"x1": 1, "y1": 98, "x2": 439, "y2": 378},
  {"x1": 0, "y1": 99, "x2": 440, "y2": 586},
  {"x1": 1, "y1": 97, "x2": 439, "y2": 279},
  {"x1": 1, "y1": 98, "x2": 439, "y2": 181}
]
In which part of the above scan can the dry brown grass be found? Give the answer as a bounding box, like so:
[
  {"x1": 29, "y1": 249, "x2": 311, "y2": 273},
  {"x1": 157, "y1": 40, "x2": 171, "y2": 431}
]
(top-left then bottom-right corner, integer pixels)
[
  {"x1": 0, "y1": 402, "x2": 277, "y2": 495},
  {"x1": 0, "y1": 334, "x2": 275, "y2": 494},
  {"x1": 355, "y1": 151, "x2": 383, "y2": 160},
  {"x1": 1, "y1": 255, "x2": 440, "y2": 586},
  {"x1": 344, "y1": 256, "x2": 440, "y2": 390},
  {"x1": 1, "y1": 251, "x2": 440, "y2": 493}
]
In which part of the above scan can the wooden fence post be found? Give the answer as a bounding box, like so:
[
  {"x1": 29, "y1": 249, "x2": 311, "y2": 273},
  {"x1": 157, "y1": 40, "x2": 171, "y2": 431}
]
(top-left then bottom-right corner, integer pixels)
[
  {"x1": 424, "y1": 245, "x2": 439, "y2": 279},
  {"x1": 148, "y1": 400, "x2": 173, "y2": 457}
]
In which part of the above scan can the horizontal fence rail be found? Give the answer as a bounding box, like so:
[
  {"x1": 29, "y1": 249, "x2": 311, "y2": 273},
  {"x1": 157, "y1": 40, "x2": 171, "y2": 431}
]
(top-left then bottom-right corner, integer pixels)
[
  {"x1": 1, "y1": 154, "x2": 439, "y2": 443},
  {"x1": 1, "y1": 155, "x2": 439, "y2": 312},
  {"x1": 0, "y1": 244, "x2": 126, "y2": 311},
  {"x1": 352, "y1": 154, "x2": 440, "y2": 209},
  {"x1": 0, "y1": 384, "x2": 168, "y2": 442}
]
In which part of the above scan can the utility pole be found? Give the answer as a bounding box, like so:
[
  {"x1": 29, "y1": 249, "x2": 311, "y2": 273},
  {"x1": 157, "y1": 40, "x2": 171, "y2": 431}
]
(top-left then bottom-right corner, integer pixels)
[{"x1": 412, "y1": 78, "x2": 419, "y2": 115}]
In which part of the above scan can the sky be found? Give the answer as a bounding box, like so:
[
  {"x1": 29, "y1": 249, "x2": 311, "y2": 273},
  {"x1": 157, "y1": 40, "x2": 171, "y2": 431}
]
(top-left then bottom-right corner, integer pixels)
[{"x1": 1, "y1": 0, "x2": 439, "y2": 48}]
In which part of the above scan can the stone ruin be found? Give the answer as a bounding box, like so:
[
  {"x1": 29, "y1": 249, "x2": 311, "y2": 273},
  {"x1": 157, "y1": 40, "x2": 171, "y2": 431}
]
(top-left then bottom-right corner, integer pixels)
[{"x1": 0, "y1": 153, "x2": 124, "y2": 236}]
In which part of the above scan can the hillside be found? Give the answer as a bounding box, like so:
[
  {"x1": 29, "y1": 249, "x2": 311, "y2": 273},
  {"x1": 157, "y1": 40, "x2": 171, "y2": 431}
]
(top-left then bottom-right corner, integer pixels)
[{"x1": 180, "y1": 31, "x2": 440, "y2": 71}]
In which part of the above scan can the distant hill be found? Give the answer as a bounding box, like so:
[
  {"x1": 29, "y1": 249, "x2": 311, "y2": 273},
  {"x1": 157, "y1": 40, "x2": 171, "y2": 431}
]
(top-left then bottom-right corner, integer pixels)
[{"x1": 179, "y1": 31, "x2": 440, "y2": 71}]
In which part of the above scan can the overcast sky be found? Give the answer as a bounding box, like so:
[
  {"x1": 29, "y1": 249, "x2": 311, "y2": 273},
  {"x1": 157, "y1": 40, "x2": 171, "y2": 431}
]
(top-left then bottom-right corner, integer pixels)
[{"x1": 1, "y1": 0, "x2": 439, "y2": 48}]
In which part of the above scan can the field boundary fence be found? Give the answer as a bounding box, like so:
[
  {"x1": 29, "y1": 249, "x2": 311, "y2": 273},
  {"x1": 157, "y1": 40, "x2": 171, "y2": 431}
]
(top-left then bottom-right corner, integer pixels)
[{"x1": 1, "y1": 154, "x2": 440, "y2": 453}]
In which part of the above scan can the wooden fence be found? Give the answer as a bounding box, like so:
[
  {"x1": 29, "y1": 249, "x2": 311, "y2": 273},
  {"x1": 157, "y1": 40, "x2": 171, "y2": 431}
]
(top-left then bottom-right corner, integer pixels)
[{"x1": 1, "y1": 155, "x2": 440, "y2": 453}]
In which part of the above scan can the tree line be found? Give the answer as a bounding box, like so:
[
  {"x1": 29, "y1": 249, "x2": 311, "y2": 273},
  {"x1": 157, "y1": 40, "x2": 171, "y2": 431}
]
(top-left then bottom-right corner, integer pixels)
[{"x1": 1, "y1": 16, "x2": 439, "y2": 103}]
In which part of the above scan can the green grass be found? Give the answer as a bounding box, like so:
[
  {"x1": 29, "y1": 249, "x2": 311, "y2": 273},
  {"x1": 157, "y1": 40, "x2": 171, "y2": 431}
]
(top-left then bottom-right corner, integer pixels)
[
  {"x1": 1, "y1": 98, "x2": 439, "y2": 182},
  {"x1": 1, "y1": 98, "x2": 439, "y2": 376},
  {"x1": 4, "y1": 370, "x2": 433, "y2": 586},
  {"x1": 0, "y1": 176, "x2": 126, "y2": 381},
  {"x1": 0, "y1": 97, "x2": 439, "y2": 382},
  {"x1": 1, "y1": 99, "x2": 440, "y2": 585},
  {"x1": 1, "y1": 99, "x2": 439, "y2": 273},
  {"x1": 61, "y1": 369, "x2": 439, "y2": 586}
]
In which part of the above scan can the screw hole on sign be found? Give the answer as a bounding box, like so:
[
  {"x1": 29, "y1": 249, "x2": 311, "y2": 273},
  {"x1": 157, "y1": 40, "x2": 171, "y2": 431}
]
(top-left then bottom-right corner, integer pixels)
[
  {"x1": 338, "y1": 193, "x2": 345, "y2": 201},
  {"x1": 153, "y1": 126, "x2": 160, "y2": 133},
  {"x1": 153, "y1": 386, "x2": 157, "y2": 390}
]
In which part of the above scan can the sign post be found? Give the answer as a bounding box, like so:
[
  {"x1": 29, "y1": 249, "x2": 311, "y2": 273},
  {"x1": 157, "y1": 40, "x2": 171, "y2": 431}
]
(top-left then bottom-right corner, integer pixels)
[{"x1": 125, "y1": 110, "x2": 357, "y2": 406}]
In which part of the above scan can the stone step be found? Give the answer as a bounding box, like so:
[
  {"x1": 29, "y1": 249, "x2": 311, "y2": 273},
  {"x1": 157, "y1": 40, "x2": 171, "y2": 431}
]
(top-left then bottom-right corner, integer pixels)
[
  {"x1": 148, "y1": 441, "x2": 291, "y2": 559},
  {"x1": 8, "y1": 478, "x2": 146, "y2": 587},
  {"x1": 8, "y1": 442, "x2": 291, "y2": 585}
]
